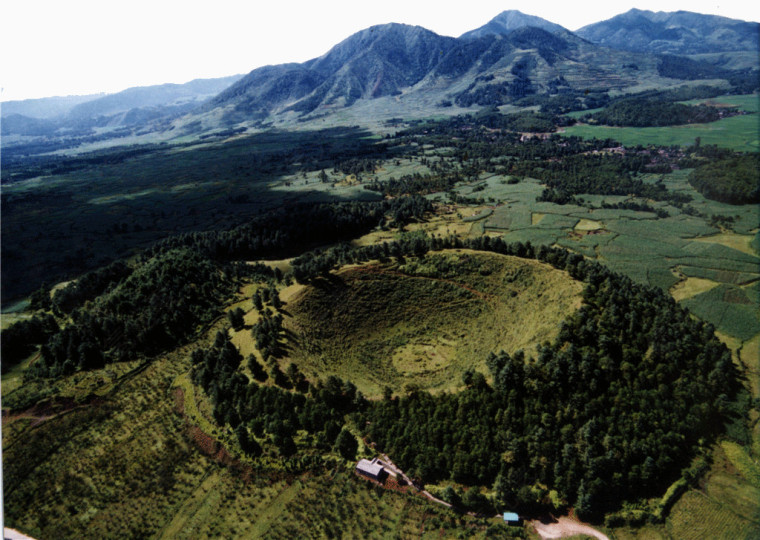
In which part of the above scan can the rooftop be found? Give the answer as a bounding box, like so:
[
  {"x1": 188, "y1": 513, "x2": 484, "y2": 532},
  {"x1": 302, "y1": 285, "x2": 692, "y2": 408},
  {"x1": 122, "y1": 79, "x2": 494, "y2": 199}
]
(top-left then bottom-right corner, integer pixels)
[{"x1": 356, "y1": 458, "x2": 385, "y2": 477}]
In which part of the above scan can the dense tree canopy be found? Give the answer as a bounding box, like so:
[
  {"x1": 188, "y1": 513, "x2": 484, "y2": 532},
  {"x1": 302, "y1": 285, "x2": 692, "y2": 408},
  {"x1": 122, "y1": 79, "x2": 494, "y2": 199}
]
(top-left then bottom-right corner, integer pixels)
[
  {"x1": 31, "y1": 248, "x2": 247, "y2": 377},
  {"x1": 144, "y1": 198, "x2": 431, "y2": 262},
  {"x1": 689, "y1": 153, "x2": 760, "y2": 204},
  {"x1": 584, "y1": 99, "x2": 740, "y2": 127},
  {"x1": 356, "y1": 240, "x2": 737, "y2": 518}
]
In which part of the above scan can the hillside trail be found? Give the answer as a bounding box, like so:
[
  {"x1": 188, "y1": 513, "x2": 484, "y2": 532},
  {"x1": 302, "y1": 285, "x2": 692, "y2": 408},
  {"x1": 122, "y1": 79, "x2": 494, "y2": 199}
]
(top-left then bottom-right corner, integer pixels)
[
  {"x1": 375, "y1": 452, "x2": 453, "y2": 509},
  {"x1": 531, "y1": 516, "x2": 609, "y2": 540},
  {"x1": 4, "y1": 527, "x2": 38, "y2": 540}
]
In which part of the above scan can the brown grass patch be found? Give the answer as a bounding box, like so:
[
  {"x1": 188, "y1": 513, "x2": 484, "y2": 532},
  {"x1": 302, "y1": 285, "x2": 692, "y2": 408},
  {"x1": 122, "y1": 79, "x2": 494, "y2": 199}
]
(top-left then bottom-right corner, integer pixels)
[
  {"x1": 693, "y1": 232, "x2": 758, "y2": 257},
  {"x1": 670, "y1": 277, "x2": 721, "y2": 302},
  {"x1": 575, "y1": 218, "x2": 604, "y2": 232}
]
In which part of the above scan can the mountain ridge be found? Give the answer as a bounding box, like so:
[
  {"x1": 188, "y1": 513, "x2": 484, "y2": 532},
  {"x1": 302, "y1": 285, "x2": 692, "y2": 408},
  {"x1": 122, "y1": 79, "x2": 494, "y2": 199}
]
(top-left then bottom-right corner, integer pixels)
[
  {"x1": 576, "y1": 8, "x2": 760, "y2": 54},
  {"x1": 3, "y1": 9, "x2": 758, "y2": 141},
  {"x1": 188, "y1": 9, "x2": 757, "y2": 130},
  {"x1": 208, "y1": 23, "x2": 459, "y2": 121},
  {"x1": 459, "y1": 10, "x2": 567, "y2": 40},
  {"x1": 198, "y1": 21, "x2": 716, "y2": 129}
]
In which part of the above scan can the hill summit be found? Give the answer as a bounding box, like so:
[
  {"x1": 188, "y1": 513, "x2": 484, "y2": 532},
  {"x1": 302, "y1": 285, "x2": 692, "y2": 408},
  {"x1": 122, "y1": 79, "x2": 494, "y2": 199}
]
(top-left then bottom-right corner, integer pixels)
[
  {"x1": 206, "y1": 23, "x2": 457, "y2": 121},
  {"x1": 459, "y1": 10, "x2": 567, "y2": 40}
]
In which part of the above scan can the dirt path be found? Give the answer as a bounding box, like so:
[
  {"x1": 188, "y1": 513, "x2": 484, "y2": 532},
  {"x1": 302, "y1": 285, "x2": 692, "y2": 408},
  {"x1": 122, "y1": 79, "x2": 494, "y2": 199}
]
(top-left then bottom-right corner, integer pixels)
[
  {"x1": 2, "y1": 396, "x2": 102, "y2": 431},
  {"x1": 4, "y1": 527, "x2": 38, "y2": 540},
  {"x1": 531, "y1": 516, "x2": 609, "y2": 540},
  {"x1": 376, "y1": 452, "x2": 453, "y2": 508}
]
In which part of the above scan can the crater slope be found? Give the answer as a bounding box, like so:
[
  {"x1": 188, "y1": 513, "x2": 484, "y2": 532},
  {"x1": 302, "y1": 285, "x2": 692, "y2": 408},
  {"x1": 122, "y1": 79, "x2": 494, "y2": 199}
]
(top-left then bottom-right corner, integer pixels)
[{"x1": 284, "y1": 249, "x2": 583, "y2": 396}]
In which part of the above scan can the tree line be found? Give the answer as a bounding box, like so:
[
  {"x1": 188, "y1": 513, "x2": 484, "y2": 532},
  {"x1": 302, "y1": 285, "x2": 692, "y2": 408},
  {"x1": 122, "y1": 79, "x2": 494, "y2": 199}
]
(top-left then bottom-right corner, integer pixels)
[
  {"x1": 143, "y1": 198, "x2": 431, "y2": 262},
  {"x1": 29, "y1": 248, "x2": 249, "y2": 377},
  {"x1": 8, "y1": 199, "x2": 432, "y2": 379},
  {"x1": 583, "y1": 98, "x2": 740, "y2": 127},
  {"x1": 689, "y1": 152, "x2": 760, "y2": 204}
]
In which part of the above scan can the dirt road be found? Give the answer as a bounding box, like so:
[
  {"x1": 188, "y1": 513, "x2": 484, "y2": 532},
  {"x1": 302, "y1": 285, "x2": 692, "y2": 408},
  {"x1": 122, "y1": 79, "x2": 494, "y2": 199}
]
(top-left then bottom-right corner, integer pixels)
[{"x1": 531, "y1": 516, "x2": 609, "y2": 540}]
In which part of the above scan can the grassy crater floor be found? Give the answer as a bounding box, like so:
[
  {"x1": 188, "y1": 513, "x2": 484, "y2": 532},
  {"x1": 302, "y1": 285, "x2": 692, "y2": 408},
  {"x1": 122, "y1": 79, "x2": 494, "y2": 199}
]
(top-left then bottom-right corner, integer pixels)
[{"x1": 283, "y1": 250, "x2": 583, "y2": 397}]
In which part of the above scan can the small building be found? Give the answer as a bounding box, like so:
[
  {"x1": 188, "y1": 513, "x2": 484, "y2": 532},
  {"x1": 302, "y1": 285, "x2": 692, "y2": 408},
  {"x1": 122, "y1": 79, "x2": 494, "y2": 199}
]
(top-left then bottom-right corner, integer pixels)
[
  {"x1": 356, "y1": 458, "x2": 387, "y2": 482},
  {"x1": 503, "y1": 512, "x2": 520, "y2": 524}
]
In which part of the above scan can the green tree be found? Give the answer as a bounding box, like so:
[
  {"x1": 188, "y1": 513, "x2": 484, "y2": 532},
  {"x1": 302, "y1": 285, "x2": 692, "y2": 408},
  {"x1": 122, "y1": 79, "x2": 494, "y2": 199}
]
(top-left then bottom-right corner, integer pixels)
[
  {"x1": 442, "y1": 486, "x2": 462, "y2": 507},
  {"x1": 236, "y1": 424, "x2": 261, "y2": 456},
  {"x1": 271, "y1": 288, "x2": 282, "y2": 310},
  {"x1": 227, "y1": 307, "x2": 245, "y2": 330},
  {"x1": 335, "y1": 428, "x2": 358, "y2": 460},
  {"x1": 253, "y1": 291, "x2": 263, "y2": 311}
]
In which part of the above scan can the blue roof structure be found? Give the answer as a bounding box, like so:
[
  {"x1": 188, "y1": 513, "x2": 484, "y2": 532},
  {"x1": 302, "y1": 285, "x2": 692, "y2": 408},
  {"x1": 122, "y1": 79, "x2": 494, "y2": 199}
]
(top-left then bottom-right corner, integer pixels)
[{"x1": 503, "y1": 512, "x2": 519, "y2": 522}]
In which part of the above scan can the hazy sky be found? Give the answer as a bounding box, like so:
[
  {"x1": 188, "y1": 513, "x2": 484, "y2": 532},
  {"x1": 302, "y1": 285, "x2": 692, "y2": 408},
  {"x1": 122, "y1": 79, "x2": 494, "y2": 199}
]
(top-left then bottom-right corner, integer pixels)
[{"x1": 2, "y1": 0, "x2": 758, "y2": 101}]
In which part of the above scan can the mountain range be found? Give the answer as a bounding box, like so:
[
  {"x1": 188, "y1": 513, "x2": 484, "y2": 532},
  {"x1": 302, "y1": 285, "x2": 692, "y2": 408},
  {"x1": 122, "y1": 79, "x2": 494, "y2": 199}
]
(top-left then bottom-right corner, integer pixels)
[
  {"x1": 157, "y1": 8, "x2": 760, "y2": 132},
  {"x1": 205, "y1": 23, "x2": 644, "y2": 124},
  {"x1": 1, "y1": 75, "x2": 243, "y2": 136},
  {"x1": 2, "y1": 9, "x2": 757, "y2": 142},
  {"x1": 576, "y1": 9, "x2": 760, "y2": 55}
]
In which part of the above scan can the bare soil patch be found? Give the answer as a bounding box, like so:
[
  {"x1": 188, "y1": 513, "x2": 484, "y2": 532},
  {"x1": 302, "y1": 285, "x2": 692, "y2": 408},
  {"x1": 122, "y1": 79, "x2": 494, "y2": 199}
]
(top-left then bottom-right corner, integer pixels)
[{"x1": 531, "y1": 516, "x2": 609, "y2": 540}]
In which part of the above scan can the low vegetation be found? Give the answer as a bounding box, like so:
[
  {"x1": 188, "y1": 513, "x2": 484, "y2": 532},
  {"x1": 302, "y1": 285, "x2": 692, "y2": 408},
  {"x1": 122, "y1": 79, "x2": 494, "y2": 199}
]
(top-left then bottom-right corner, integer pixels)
[{"x1": 286, "y1": 250, "x2": 581, "y2": 395}]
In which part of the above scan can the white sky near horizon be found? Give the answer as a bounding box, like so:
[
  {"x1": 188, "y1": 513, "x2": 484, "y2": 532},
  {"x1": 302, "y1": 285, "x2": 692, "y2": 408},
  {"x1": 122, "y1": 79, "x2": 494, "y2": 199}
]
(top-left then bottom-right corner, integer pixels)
[{"x1": 1, "y1": 0, "x2": 758, "y2": 102}]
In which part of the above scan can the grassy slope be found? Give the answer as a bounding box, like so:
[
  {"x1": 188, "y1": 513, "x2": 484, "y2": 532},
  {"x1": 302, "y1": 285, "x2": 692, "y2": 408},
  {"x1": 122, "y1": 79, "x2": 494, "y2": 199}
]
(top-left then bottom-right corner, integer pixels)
[
  {"x1": 283, "y1": 250, "x2": 582, "y2": 397},
  {"x1": 2, "y1": 301, "x2": 499, "y2": 540}
]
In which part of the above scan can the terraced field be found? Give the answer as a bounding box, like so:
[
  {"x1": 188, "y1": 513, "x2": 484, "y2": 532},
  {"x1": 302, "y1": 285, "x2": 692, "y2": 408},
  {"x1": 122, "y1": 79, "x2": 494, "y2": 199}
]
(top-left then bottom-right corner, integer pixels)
[{"x1": 666, "y1": 490, "x2": 760, "y2": 540}]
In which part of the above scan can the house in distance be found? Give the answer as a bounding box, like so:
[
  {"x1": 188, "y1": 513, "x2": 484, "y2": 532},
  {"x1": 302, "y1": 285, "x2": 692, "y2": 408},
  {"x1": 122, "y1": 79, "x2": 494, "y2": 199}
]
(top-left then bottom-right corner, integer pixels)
[
  {"x1": 503, "y1": 512, "x2": 520, "y2": 524},
  {"x1": 356, "y1": 457, "x2": 388, "y2": 482}
]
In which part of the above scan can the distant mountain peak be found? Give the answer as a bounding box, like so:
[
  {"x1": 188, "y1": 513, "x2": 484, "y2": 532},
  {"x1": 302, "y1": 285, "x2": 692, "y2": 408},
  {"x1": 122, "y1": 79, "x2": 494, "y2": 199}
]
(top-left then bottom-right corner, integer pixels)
[
  {"x1": 576, "y1": 9, "x2": 760, "y2": 54},
  {"x1": 459, "y1": 10, "x2": 566, "y2": 40},
  {"x1": 183, "y1": 9, "x2": 758, "y2": 130}
]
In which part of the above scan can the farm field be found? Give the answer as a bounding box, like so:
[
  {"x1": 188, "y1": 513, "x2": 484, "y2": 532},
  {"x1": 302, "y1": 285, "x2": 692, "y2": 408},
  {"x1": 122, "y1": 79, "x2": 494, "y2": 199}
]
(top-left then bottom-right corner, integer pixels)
[
  {"x1": 561, "y1": 93, "x2": 760, "y2": 152},
  {"x1": 445, "y1": 171, "x2": 760, "y2": 345},
  {"x1": 446, "y1": 184, "x2": 758, "y2": 341}
]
